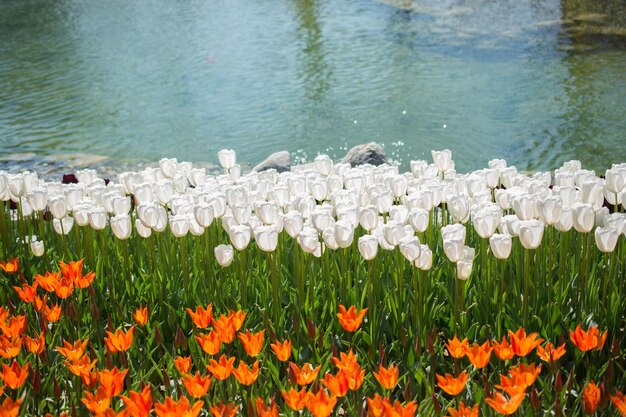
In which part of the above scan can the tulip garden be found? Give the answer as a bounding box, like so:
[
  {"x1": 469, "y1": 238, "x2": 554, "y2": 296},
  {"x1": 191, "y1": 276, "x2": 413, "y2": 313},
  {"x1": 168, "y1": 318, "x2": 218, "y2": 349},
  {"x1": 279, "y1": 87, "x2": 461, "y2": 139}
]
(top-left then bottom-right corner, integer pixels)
[{"x1": 0, "y1": 149, "x2": 625, "y2": 416}]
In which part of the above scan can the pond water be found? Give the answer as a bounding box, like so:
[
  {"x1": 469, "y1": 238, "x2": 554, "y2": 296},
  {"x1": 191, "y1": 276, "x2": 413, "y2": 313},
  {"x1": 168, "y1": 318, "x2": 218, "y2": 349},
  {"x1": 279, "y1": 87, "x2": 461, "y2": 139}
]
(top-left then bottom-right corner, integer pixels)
[{"x1": 1, "y1": 0, "x2": 626, "y2": 174}]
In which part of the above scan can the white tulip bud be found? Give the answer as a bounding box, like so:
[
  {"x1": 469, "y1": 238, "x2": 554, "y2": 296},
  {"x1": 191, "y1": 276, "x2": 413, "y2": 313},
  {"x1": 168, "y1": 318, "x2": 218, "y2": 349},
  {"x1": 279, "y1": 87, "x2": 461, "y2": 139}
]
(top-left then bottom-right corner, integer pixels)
[
  {"x1": 111, "y1": 197, "x2": 131, "y2": 216},
  {"x1": 48, "y1": 196, "x2": 67, "y2": 219},
  {"x1": 554, "y1": 208, "x2": 573, "y2": 232},
  {"x1": 322, "y1": 227, "x2": 339, "y2": 250},
  {"x1": 512, "y1": 195, "x2": 536, "y2": 221},
  {"x1": 594, "y1": 226, "x2": 619, "y2": 253},
  {"x1": 489, "y1": 233, "x2": 512, "y2": 259},
  {"x1": 358, "y1": 235, "x2": 378, "y2": 260},
  {"x1": 76, "y1": 169, "x2": 97, "y2": 185},
  {"x1": 88, "y1": 208, "x2": 108, "y2": 230},
  {"x1": 229, "y1": 224, "x2": 252, "y2": 251},
  {"x1": 431, "y1": 149, "x2": 452, "y2": 172},
  {"x1": 334, "y1": 219, "x2": 355, "y2": 249},
  {"x1": 283, "y1": 211, "x2": 304, "y2": 238},
  {"x1": 448, "y1": 194, "x2": 470, "y2": 223},
  {"x1": 26, "y1": 188, "x2": 48, "y2": 212},
  {"x1": 359, "y1": 205, "x2": 379, "y2": 232},
  {"x1": 208, "y1": 194, "x2": 227, "y2": 218},
  {"x1": 408, "y1": 208, "x2": 429, "y2": 233},
  {"x1": 399, "y1": 236, "x2": 421, "y2": 262},
  {"x1": 255, "y1": 201, "x2": 279, "y2": 225},
  {"x1": 441, "y1": 223, "x2": 466, "y2": 243},
  {"x1": 8, "y1": 174, "x2": 25, "y2": 198},
  {"x1": 189, "y1": 168, "x2": 206, "y2": 187},
  {"x1": 605, "y1": 169, "x2": 625, "y2": 194},
  {"x1": 472, "y1": 209, "x2": 500, "y2": 239},
  {"x1": 314, "y1": 154, "x2": 333, "y2": 176},
  {"x1": 519, "y1": 219, "x2": 544, "y2": 249},
  {"x1": 538, "y1": 196, "x2": 563, "y2": 225},
  {"x1": 135, "y1": 219, "x2": 152, "y2": 238},
  {"x1": 194, "y1": 202, "x2": 215, "y2": 228},
  {"x1": 30, "y1": 240, "x2": 44, "y2": 257},
  {"x1": 254, "y1": 225, "x2": 278, "y2": 252},
  {"x1": 372, "y1": 191, "x2": 393, "y2": 214},
  {"x1": 229, "y1": 164, "x2": 241, "y2": 182},
  {"x1": 217, "y1": 149, "x2": 237, "y2": 170},
  {"x1": 169, "y1": 214, "x2": 190, "y2": 237},
  {"x1": 382, "y1": 220, "x2": 404, "y2": 246},
  {"x1": 389, "y1": 205, "x2": 409, "y2": 224},
  {"x1": 310, "y1": 178, "x2": 328, "y2": 201},
  {"x1": 415, "y1": 244, "x2": 433, "y2": 270},
  {"x1": 298, "y1": 227, "x2": 321, "y2": 254},
  {"x1": 159, "y1": 158, "x2": 178, "y2": 178},
  {"x1": 214, "y1": 244, "x2": 234, "y2": 267},
  {"x1": 134, "y1": 183, "x2": 154, "y2": 204},
  {"x1": 111, "y1": 214, "x2": 132, "y2": 240},
  {"x1": 572, "y1": 203, "x2": 595, "y2": 233},
  {"x1": 327, "y1": 176, "x2": 343, "y2": 194},
  {"x1": 444, "y1": 238, "x2": 464, "y2": 263},
  {"x1": 456, "y1": 246, "x2": 475, "y2": 280},
  {"x1": 53, "y1": 217, "x2": 74, "y2": 235}
]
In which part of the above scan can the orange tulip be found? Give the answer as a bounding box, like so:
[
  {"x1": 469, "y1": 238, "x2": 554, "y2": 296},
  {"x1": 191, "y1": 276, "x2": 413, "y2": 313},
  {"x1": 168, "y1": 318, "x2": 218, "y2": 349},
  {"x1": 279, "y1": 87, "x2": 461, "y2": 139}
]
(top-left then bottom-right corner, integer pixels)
[
  {"x1": 65, "y1": 354, "x2": 97, "y2": 377},
  {"x1": 195, "y1": 330, "x2": 222, "y2": 355},
  {"x1": 367, "y1": 393, "x2": 385, "y2": 417},
  {"x1": 436, "y1": 370, "x2": 468, "y2": 396},
  {"x1": 174, "y1": 356, "x2": 192, "y2": 374},
  {"x1": 486, "y1": 391, "x2": 525, "y2": 415},
  {"x1": 56, "y1": 338, "x2": 90, "y2": 362},
  {"x1": 289, "y1": 362, "x2": 321, "y2": 385},
  {"x1": 206, "y1": 354, "x2": 235, "y2": 380},
  {"x1": 508, "y1": 328, "x2": 544, "y2": 357},
  {"x1": 373, "y1": 363, "x2": 399, "y2": 390},
  {"x1": 610, "y1": 390, "x2": 626, "y2": 416},
  {"x1": 133, "y1": 306, "x2": 149, "y2": 326},
  {"x1": 81, "y1": 369, "x2": 98, "y2": 390},
  {"x1": 0, "y1": 258, "x2": 19, "y2": 274},
  {"x1": 536, "y1": 342, "x2": 566, "y2": 363},
  {"x1": 181, "y1": 371, "x2": 212, "y2": 398},
  {"x1": 53, "y1": 275, "x2": 74, "y2": 299},
  {"x1": 34, "y1": 271, "x2": 60, "y2": 293},
  {"x1": 495, "y1": 374, "x2": 529, "y2": 396},
  {"x1": 0, "y1": 335, "x2": 22, "y2": 359},
  {"x1": 104, "y1": 327, "x2": 134, "y2": 353},
  {"x1": 492, "y1": 336, "x2": 515, "y2": 361},
  {"x1": 0, "y1": 397, "x2": 21, "y2": 417},
  {"x1": 212, "y1": 314, "x2": 236, "y2": 344},
  {"x1": 336, "y1": 304, "x2": 368, "y2": 332},
  {"x1": 281, "y1": 387, "x2": 310, "y2": 411},
  {"x1": 186, "y1": 304, "x2": 213, "y2": 329},
  {"x1": 209, "y1": 401, "x2": 239, "y2": 417},
  {"x1": 98, "y1": 367, "x2": 128, "y2": 397},
  {"x1": 238, "y1": 329, "x2": 265, "y2": 357},
  {"x1": 508, "y1": 363, "x2": 542, "y2": 388},
  {"x1": 0, "y1": 361, "x2": 28, "y2": 390},
  {"x1": 0, "y1": 315, "x2": 26, "y2": 339},
  {"x1": 270, "y1": 339, "x2": 292, "y2": 362},
  {"x1": 447, "y1": 401, "x2": 479, "y2": 417},
  {"x1": 321, "y1": 371, "x2": 350, "y2": 397},
  {"x1": 33, "y1": 295, "x2": 47, "y2": 313},
  {"x1": 43, "y1": 303, "x2": 62, "y2": 323},
  {"x1": 466, "y1": 341, "x2": 493, "y2": 369},
  {"x1": 121, "y1": 385, "x2": 152, "y2": 417},
  {"x1": 13, "y1": 282, "x2": 38, "y2": 304},
  {"x1": 59, "y1": 259, "x2": 95, "y2": 288},
  {"x1": 232, "y1": 360, "x2": 259, "y2": 385},
  {"x1": 24, "y1": 332, "x2": 45, "y2": 355},
  {"x1": 583, "y1": 381, "x2": 601, "y2": 415},
  {"x1": 255, "y1": 397, "x2": 279, "y2": 417},
  {"x1": 446, "y1": 336, "x2": 469, "y2": 359},
  {"x1": 306, "y1": 389, "x2": 337, "y2": 417},
  {"x1": 382, "y1": 398, "x2": 418, "y2": 417},
  {"x1": 341, "y1": 362, "x2": 365, "y2": 391},
  {"x1": 82, "y1": 389, "x2": 112, "y2": 416},
  {"x1": 569, "y1": 324, "x2": 607, "y2": 352},
  {"x1": 154, "y1": 396, "x2": 203, "y2": 417},
  {"x1": 332, "y1": 349, "x2": 359, "y2": 371}
]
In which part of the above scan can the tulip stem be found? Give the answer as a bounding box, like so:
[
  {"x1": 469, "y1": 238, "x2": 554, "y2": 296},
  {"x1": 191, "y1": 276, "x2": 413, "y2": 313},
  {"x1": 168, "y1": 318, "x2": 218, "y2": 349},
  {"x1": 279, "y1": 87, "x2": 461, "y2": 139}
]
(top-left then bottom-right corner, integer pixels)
[
  {"x1": 180, "y1": 237, "x2": 189, "y2": 301},
  {"x1": 269, "y1": 253, "x2": 279, "y2": 323},
  {"x1": 0, "y1": 200, "x2": 9, "y2": 256},
  {"x1": 122, "y1": 239, "x2": 131, "y2": 300},
  {"x1": 523, "y1": 249, "x2": 530, "y2": 327}
]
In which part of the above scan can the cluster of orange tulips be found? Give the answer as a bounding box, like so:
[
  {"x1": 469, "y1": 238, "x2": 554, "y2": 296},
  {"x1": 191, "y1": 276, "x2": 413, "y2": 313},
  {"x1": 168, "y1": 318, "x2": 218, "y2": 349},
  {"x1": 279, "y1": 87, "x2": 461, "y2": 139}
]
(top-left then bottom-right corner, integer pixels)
[{"x1": 1, "y1": 257, "x2": 625, "y2": 416}]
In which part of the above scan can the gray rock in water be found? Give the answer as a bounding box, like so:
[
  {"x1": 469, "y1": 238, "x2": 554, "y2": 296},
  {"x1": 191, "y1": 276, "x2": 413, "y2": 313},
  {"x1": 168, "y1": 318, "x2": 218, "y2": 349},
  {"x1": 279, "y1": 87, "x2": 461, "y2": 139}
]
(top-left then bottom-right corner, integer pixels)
[
  {"x1": 341, "y1": 142, "x2": 388, "y2": 166},
  {"x1": 252, "y1": 151, "x2": 291, "y2": 173}
]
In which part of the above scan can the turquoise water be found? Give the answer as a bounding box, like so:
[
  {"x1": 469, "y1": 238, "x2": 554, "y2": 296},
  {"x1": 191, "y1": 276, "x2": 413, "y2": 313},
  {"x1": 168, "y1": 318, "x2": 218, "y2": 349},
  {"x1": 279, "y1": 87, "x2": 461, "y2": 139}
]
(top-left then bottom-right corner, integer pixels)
[{"x1": 1, "y1": 0, "x2": 626, "y2": 173}]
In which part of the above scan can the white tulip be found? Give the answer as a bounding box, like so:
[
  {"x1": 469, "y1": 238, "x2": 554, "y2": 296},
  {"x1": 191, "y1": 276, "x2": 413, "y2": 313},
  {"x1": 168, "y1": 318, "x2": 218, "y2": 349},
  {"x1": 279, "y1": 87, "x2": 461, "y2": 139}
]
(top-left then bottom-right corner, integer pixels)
[
  {"x1": 448, "y1": 194, "x2": 470, "y2": 223},
  {"x1": 441, "y1": 223, "x2": 466, "y2": 243},
  {"x1": 311, "y1": 206, "x2": 334, "y2": 233},
  {"x1": 134, "y1": 183, "x2": 154, "y2": 204},
  {"x1": 605, "y1": 213, "x2": 625, "y2": 235},
  {"x1": 26, "y1": 188, "x2": 47, "y2": 212},
  {"x1": 214, "y1": 244, "x2": 234, "y2": 267},
  {"x1": 310, "y1": 178, "x2": 328, "y2": 201},
  {"x1": 512, "y1": 195, "x2": 536, "y2": 221},
  {"x1": 76, "y1": 169, "x2": 97, "y2": 185},
  {"x1": 48, "y1": 196, "x2": 67, "y2": 219},
  {"x1": 414, "y1": 244, "x2": 433, "y2": 270},
  {"x1": 217, "y1": 149, "x2": 237, "y2": 170},
  {"x1": 389, "y1": 205, "x2": 409, "y2": 224},
  {"x1": 159, "y1": 158, "x2": 178, "y2": 178},
  {"x1": 8, "y1": 174, "x2": 25, "y2": 198},
  {"x1": 537, "y1": 196, "x2": 563, "y2": 225},
  {"x1": 443, "y1": 238, "x2": 464, "y2": 262},
  {"x1": 111, "y1": 214, "x2": 132, "y2": 240},
  {"x1": 314, "y1": 154, "x2": 333, "y2": 176},
  {"x1": 431, "y1": 149, "x2": 453, "y2": 172},
  {"x1": 229, "y1": 224, "x2": 252, "y2": 251},
  {"x1": 554, "y1": 208, "x2": 573, "y2": 232},
  {"x1": 372, "y1": 191, "x2": 393, "y2": 214},
  {"x1": 334, "y1": 219, "x2": 355, "y2": 248},
  {"x1": 135, "y1": 219, "x2": 152, "y2": 238},
  {"x1": 254, "y1": 225, "x2": 278, "y2": 252},
  {"x1": 358, "y1": 235, "x2": 378, "y2": 260},
  {"x1": 499, "y1": 215, "x2": 521, "y2": 237},
  {"x1": 64, "y1": 186, "x2": 84, "y2": 210},
  {"x1": 229, "y1": 164, "x2": 241, "y2": 182},
  {"x1": 605, "y1": 169, "x2": 625, "y2": 194},
  {"x1": 327, "y1": 176, "x2": 343, "y2": 194},
  {"x1": 399, "y1": 236, "x2": 421, "y2": 262},
  {"x1": 322, "y1": 227, "x2": 339, "y2": 250},
  {"x1": 456, "y1": 246, "x2": 475, "y2": 280},
  {"x1": 30, "y1": 240, "x2": 44, "y2": 257},
  {"x1": 408, "y1": 208, "x2": 429, "y2": 233},
  {"x1": 208, "y1": 194, "x2": 227, "y2": 218},
  {"x1": 489, "y1": 233, "x2": 512, "y2": 259},
  {"x1": 88, "y1": 208, "x2": 108, "y2": 230},
  {"x1": 488, "y1": 159, "x2": 507, "y2": 172},
  {"x1": 194, "y1": 202, "x2": 215, "y2": 227},
  {"x1": 111, "y1": 197, "x2": 131, "y2": 216},
  {"x1": 189, "y1": 217, "x2": 204, "y2": 236},
  {"x1": 231, "y1": 203, "x2": 252, "y2": 225},
  {"x1": 519, "y1": 219, "x2": 544, "y2": 249},
  {"x1": 359, "y1": 205, "x2": 378, "y2": 232},
  {"x1": 283, "y1": 211, "x2": 303, "y2": 238},
  {"x1": 594, "y1": 226, "x2": 619, "y2": 253},
  {"x1": 298, "y1": 227, "x2": 321, "y2": 254},
  {"x1": 572, "y1": 203, "x2": 595, "y2": 233},
  {"x1": 154, "y1": 180, "x2": 174, "y2": 205},
  {"x1": 472, "y1": 209, "x2": 500, "y2": 239},
  {"x1": 169, "y1": 214, "x2": 190, "y2": 237},
  {"x1": 382, "y1": 221, "x2": 404, "y2": 246},
  {"x1": 336, "y1": 206, "x2": 359, "y2": 229},
  {"x1": 53, "y1": 217, "x2": 74, "y2": 235}
]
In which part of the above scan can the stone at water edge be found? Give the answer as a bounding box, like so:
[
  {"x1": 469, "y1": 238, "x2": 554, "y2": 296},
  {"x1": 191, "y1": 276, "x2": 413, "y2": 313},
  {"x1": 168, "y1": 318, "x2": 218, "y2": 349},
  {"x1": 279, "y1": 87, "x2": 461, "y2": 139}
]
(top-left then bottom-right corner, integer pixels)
[
  {"x1": 341, "y1": 142, "x2": 388, "y2": 166},
  {"x1": 252, "y1": 151, "x2": 291, "y2": 173}
]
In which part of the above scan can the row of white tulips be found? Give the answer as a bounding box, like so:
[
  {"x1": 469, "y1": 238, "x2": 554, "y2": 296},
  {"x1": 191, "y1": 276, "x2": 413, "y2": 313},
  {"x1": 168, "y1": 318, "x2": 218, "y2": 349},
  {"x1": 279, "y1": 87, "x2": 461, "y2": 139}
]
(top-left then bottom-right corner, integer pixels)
[{"x1": 1, "y1": 150, "x2": 625, "y2": 280}]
